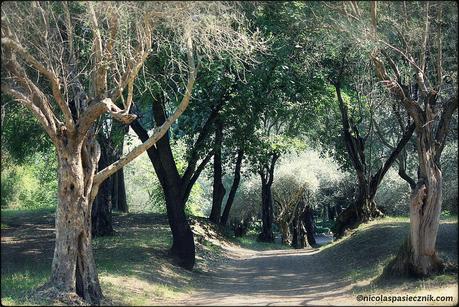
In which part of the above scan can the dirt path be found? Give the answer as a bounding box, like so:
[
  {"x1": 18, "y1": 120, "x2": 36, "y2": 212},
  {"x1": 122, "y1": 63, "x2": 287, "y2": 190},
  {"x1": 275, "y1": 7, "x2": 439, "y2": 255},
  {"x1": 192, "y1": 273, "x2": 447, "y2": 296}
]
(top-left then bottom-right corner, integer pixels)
[
  {"x1": 179, "y1": 223, "x2": 458, "y2": 306},
  {"x1": 179, "y1": 244, "x2": 458, "y2": 306},
  {"x1": 2, "y1": 212, "x2": 457, "y2": 306}
]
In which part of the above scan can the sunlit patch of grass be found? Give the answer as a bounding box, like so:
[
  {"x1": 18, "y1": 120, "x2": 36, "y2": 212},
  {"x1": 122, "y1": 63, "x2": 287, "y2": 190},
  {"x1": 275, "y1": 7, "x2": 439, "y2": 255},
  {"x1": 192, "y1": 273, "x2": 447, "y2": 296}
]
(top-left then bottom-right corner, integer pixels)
[{"x1": 100, "y1": 273, "x2": 190, "y2": 305}]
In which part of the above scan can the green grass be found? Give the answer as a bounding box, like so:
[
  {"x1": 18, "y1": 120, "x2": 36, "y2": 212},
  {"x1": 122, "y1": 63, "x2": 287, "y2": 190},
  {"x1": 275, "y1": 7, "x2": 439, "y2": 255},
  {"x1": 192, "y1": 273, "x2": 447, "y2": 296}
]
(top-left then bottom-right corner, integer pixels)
[
  {"x1": 318, "y1": 215, "x2": 458, "y2": 295},
  {"x1": 1, "y1": 270, "x2": 50, "y2": 306},
  {"x1": 0, "y1": 209, "x2": 197, "y2": 306},
  {"x1": 1, "y1": 206, "x2": 55, "y2": 222}
]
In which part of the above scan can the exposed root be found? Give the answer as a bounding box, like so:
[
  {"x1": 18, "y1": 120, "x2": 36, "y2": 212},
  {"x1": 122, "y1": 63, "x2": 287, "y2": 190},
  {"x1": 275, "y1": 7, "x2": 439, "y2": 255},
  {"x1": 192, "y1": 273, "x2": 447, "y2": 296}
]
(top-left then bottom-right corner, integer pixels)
[
  {"x1": 29, "y1": 284, "x2": 88, "y2": 306},
  {"x1": 379, "y1": 239, "x2": 446, "y2": 280}
]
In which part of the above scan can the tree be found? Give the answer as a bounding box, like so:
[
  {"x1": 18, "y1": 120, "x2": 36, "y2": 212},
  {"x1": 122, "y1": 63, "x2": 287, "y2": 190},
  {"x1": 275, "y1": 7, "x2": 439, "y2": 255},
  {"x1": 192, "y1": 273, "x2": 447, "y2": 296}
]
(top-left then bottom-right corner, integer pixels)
[
  {"x1": 129, "y1": 5, "x2": 264, "y2": 269},
  {"x1": 91, "y1": 120, "x2": 128, "y2": 237},
  {"x1": 220, "y1": 149, "x2": 244, "y2": 226},
  {"x1": 328, "y1": 58, "x2": 416, "y2": 238},
  {"x1": 368, "y1": 1, "x2": 458, "y2": 276},
  {"x1": 1, "y1": 2, "x2": 201, "y2": 303}
]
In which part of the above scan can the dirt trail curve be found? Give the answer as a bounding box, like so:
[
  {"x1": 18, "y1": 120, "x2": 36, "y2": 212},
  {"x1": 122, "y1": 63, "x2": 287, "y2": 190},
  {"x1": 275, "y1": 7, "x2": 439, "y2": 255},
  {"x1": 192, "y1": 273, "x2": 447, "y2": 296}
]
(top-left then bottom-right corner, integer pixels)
[
  {"x1": 180, "y1": 246, "x2": 359, "y2": 306},
  {"x1": 178, "y1": 224, "x2": 458, "y2": 306},
  {"x1": 2, "y1": 212, "x2": 457, "y2": 306}
]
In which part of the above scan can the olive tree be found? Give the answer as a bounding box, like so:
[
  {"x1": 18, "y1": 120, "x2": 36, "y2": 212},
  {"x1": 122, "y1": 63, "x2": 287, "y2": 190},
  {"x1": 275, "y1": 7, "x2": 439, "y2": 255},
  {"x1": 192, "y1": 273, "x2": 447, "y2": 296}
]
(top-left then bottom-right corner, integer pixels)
[{"x1": 1, "y1": 1, "x2": 254, "y2": 303}]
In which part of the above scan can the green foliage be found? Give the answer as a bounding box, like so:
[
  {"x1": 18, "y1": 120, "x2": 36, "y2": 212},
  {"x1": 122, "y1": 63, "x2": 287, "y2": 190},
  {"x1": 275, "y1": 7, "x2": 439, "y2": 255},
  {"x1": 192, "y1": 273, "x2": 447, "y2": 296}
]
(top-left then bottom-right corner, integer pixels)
[
  {"x1": 1, "y1": 101, "x2": 53, "y2": 165},
  {"x1": 124, "y1": 136, "x2": 209, "y2": 216},
  {"x1": 374, "y1": 169, "x2": 411, "y2": 216},
  {"x1": 1, "y1": 151, "x2": 57, "y2": 210}
]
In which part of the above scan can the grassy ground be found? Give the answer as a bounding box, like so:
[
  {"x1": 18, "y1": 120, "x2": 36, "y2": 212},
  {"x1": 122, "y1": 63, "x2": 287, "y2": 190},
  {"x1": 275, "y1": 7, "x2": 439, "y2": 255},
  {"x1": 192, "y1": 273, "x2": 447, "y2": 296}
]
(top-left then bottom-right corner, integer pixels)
[
  {"x1": 0, "y1": 210, "x2": 227, "y2": 306},
  {"x1": 1, "y1": 209, "x2": 457, "y2": 305},
  {"x1": 318, "y1": 215, "x2": 458, "y2": 295}
]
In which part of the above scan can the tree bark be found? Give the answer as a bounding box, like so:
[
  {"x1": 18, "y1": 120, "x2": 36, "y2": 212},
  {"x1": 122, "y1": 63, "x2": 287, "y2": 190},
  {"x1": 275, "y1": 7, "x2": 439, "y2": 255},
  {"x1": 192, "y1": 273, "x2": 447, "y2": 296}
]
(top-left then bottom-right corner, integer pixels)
[
  {"x1": 220, "y1": 149, "x2": 244, "y2": 226},
  {"x1": 91, "y1": 139, "x2": 114, "y2": 237},
  {"x1": 91, "y1": 121, "x2": 128, "y2": 236},
  {"x1": 49, "y1": 136, "x2": 102, "y2": 304},
  {"x1": 114, "y1": 169, "x2": 128, "y2": 212},
  {"x1": 333, "y1": 179, "x2": 380, "y2": 238},
  {"x1": 130, "y1": 98, "x2": 201, "y2": 270},
  {"x1": 209, "y1": 118, "x2": 225, "y2": 223},
  {"x1": 258, "y1": 154, "x2": 279, "y2": 242},
  {"x1": 258, "y1": 177, "x2": 274, "y2": 242},
  {"x1": 384, "y1": 128, "x2": 444, "y2": 276},
  {"x1": 303, "y1": 205, "x2": 317, "y2": 246}
]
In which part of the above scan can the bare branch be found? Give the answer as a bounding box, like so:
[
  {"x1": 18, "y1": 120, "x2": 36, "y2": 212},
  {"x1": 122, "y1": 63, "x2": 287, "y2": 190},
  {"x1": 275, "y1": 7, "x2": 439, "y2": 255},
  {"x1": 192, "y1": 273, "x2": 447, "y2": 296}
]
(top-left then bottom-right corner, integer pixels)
[
  {"x1": 1, "y1": 83, "x2": 58, "y2": 143},
  {"x1": 1, "y1": 37, "x2": 74, "y2": 130},
  {"x1": 88, "y1": 2, "x2": 106, "y2": 98},
  {"x1": 76, "y1": 98, "x2": 136, "y2": 142},
  {"x1": 93, "y1": 31, "x2": 197, "y2": 186}
]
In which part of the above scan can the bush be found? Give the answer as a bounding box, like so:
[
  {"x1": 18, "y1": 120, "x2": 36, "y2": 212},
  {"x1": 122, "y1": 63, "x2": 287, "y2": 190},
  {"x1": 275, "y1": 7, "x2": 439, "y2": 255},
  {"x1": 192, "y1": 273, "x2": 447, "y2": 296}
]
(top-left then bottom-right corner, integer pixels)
[{"x1": 1, "y1": 151, "x2": 57, "y2": 210}]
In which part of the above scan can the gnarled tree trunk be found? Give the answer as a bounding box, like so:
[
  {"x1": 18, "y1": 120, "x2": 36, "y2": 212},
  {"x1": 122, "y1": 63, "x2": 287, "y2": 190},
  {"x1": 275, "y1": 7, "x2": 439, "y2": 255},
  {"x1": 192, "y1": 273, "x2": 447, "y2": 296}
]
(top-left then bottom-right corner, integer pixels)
[
  {"x1": 49, "y1": 136, "x2": 102, "y2": 304},
  {"x1": 332, "y1": 81, "x2": 415, "y2": 239},
  {"x1": 384, "y1": 129, "x2": 444, "y2": 276},
  {"x1": 333, "y1": 179, "x2": 381, "y2": 238}
]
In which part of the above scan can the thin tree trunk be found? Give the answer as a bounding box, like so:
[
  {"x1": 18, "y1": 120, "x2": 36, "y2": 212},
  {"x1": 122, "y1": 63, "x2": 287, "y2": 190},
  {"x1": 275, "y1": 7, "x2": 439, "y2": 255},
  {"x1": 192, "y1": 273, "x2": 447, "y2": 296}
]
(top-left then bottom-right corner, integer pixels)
[
  {"x1": 258, "y1": 177, "x2": 274, "y2": 242},
  {"x1": 115, "y1": 169, "x2": 128, "y2": 212},
  {"x1": 91, "y1": 141, "x2": 113, "y2": 237},
  {"x1": 220, "y1": 149, "x2": 244, "y2": 226},
  {"x1": 209, "y1": 118, "x2": 225, "y2": 223}
]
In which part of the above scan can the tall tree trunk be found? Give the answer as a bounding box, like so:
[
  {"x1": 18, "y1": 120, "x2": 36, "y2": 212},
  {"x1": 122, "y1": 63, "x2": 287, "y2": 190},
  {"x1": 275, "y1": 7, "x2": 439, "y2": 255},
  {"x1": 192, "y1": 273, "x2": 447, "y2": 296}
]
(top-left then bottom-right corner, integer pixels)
[
  {"x1": 220, "y1": 149, "x2": 244, "y2": 226},
  {"x1": 332, "y1": 81, "x2": 415, "y2": 238},
  {"x1": 48, "y1": 138, "x2": 102, "y2": 304},
  {"x1": 258, "y1": 154, "x2": 278, "y2": 243},
  {"x1": 209, "y1": 118, "x2": 225, "y2": 223},
  {"x1": 130, "y1": 115, "x2": 196, "y2": 270},
  {"x1": 114, "y1": 169, "x2": 128, "y2": 212},
  {"x1": 258, "y1": 176, "x2": 274, "y2": 242},
  {"x1": 91, "y1": 140, "x2": 113, "y2": 237},
  {"x1": 164, "y1": 189, "x2": 196, "y2": 270}
]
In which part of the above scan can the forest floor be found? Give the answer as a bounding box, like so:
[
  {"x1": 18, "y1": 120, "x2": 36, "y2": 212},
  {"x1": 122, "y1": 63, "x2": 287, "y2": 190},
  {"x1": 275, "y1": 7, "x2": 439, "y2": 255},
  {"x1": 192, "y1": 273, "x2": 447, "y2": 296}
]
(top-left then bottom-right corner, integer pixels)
[{"x1": 1, "y1": 209, "x2": 457, "y2": 306}]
